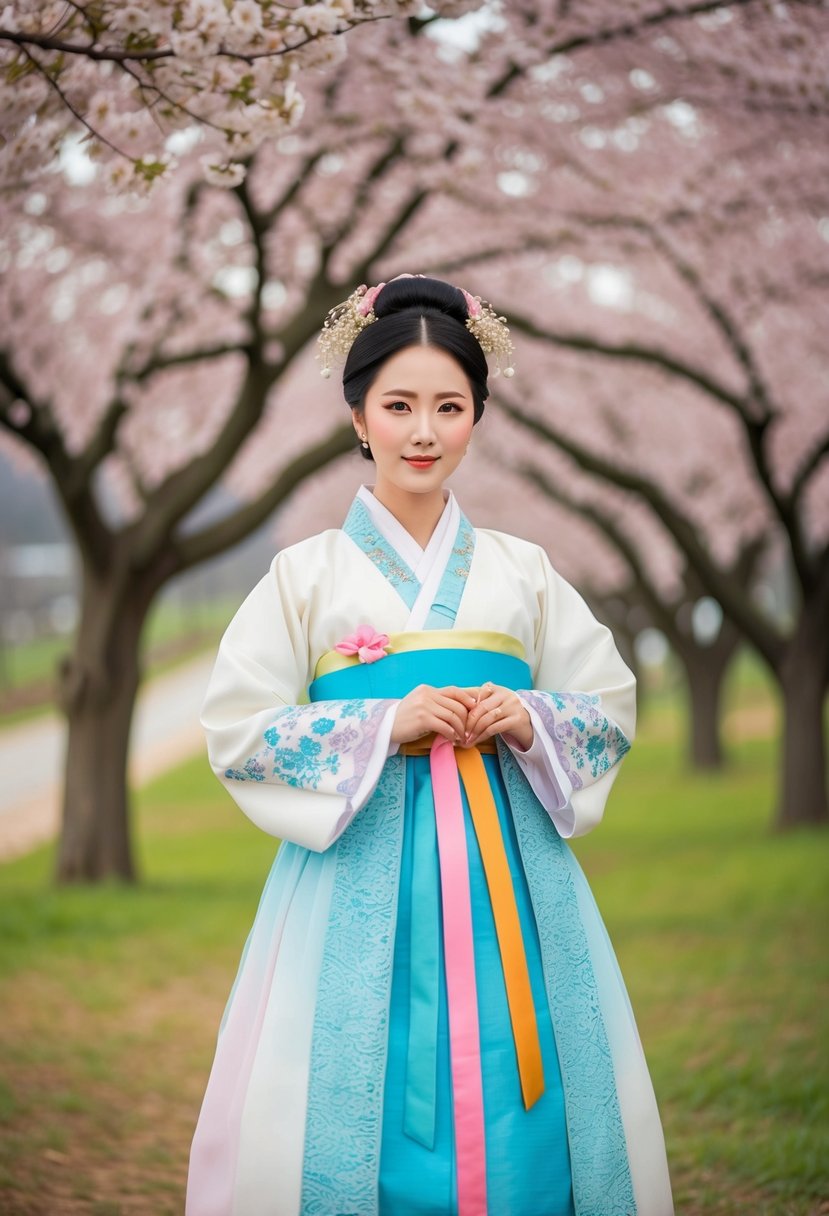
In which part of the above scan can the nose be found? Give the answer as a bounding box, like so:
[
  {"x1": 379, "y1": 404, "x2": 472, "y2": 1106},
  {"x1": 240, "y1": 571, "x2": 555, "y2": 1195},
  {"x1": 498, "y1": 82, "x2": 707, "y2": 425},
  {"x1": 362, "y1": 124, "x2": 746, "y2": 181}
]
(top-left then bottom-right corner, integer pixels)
[{"x1": 410, "y1": 407, "x2": 437, "y2": 447}]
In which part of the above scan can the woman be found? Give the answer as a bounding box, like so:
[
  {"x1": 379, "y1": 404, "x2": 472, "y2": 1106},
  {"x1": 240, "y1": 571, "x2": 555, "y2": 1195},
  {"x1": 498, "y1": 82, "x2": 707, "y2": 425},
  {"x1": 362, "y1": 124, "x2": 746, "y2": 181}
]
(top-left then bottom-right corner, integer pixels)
[{"x1": 186, "y1": 276, "x2": 673, "y2": 1216}]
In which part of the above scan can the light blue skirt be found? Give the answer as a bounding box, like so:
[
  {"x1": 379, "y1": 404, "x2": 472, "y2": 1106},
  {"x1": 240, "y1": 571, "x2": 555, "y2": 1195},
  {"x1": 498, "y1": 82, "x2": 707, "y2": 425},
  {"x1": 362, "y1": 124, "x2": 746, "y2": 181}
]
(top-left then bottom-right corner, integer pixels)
[
  {"x1": 312, "y1": 647, "x2": 575, "y2": 1215},
  {"x1": 379, "y1": 748, "x2": 575, "y2": 1215}
]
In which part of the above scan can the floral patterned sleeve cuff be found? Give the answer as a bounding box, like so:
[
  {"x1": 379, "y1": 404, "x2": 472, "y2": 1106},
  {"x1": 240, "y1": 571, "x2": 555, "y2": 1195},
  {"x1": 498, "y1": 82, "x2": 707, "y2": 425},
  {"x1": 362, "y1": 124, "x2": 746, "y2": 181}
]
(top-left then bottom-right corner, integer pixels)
[
  {"x1": 224, "y1": 697, "x2": 397, "y2": 805},
  {"x1": 505, "y1": 691, "x2": 632, "y2": 838}
]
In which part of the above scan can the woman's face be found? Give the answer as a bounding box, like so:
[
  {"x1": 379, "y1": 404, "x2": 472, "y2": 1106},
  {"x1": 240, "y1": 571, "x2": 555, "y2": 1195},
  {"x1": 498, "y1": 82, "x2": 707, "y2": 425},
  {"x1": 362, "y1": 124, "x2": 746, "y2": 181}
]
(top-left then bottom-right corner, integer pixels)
[{"x1": 354, "y1": 344, "x2": 476, "y2": 497}]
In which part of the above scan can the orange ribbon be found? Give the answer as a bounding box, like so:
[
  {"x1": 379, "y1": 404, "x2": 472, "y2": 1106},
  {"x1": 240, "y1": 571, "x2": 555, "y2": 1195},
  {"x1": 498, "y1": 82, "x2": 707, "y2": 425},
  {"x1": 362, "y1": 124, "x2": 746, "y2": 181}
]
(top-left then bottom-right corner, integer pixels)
[{"x1": 402, "y1": 737, "x2": 545, "y2": 1113}]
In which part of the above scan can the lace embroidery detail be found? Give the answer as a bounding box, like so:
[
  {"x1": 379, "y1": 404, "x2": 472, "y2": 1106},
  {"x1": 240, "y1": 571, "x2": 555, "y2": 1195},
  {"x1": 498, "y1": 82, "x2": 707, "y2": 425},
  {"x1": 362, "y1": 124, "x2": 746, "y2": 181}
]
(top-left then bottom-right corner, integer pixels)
[
  {"x1": 520, "y1": 690, "x2": 631, "y2": 791},
  {"x1": 423, "y1": 513, "x2": 476, "y2": 630},
  {"x1": 498, "y1": 743, "x2": 636, "y2": 1216},
  {"x1": 301, "y1": 759, "x2": 406, "y2": 1215},
  {"x1": 343, "y1": 497, "x2": 420, "y2": 609},
  {"x1": 450, "y1": 511, "x2": 475, "y2": 579},
  {"x1": 225, "y1": 698, "x2": 393, "y2": 798}
]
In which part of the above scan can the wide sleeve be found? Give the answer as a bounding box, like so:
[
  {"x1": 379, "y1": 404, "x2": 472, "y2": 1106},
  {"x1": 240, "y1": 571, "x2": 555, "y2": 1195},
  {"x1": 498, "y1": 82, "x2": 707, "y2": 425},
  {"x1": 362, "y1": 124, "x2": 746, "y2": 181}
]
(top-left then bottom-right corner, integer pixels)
[
  {"x1": 504, "y1": 548, "x2": 636, "y2": 839},
  {"x1": 200, "y1": 551, "x2": 398, "y2": 852}
]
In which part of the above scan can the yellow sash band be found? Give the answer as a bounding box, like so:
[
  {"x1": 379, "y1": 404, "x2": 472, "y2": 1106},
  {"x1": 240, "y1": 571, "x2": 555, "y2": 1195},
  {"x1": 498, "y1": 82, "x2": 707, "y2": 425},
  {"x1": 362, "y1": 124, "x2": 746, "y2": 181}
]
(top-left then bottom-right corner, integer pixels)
[{"x1": 314, "y1": 630, "x2": 526, "y2": 680}]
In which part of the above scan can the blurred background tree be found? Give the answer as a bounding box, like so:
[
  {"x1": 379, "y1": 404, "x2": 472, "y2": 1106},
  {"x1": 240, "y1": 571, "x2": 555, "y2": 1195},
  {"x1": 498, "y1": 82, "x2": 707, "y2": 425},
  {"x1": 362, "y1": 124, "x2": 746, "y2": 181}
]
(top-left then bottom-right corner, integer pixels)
[{"x1": 1, "y1": 0, "x2": 826, "y2": 882}]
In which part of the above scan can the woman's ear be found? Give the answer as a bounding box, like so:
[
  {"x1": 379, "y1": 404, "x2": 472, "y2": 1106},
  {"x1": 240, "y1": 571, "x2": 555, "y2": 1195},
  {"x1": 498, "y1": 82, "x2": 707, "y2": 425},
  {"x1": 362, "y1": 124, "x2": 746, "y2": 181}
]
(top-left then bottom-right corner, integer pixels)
[{"x1": 351, "y1": 410, "x2": 367, "y2": 445}]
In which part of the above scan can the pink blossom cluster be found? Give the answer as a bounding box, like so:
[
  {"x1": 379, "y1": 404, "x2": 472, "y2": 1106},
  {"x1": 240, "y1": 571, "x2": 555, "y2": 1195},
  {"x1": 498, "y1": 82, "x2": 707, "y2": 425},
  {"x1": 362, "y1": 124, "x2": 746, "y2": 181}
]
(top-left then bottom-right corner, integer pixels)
[
  {"x1": 0, "y1": 0, "x2": 454, "y2": 194},
  {"x1": 1, "y1": 0, "x2": 826, "y2": 617}
]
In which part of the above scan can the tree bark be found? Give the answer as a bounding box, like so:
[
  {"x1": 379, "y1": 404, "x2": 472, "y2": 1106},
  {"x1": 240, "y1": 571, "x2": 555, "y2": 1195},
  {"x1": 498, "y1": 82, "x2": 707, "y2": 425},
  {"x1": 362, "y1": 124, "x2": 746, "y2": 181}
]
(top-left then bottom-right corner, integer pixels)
[
  {"x1": 673, "y1": 620, "x2": 742, "y2": 771},
  {"x1": 54, "y1": 559, "x2": 157, "y2": 882},
  {"x1": 776, "y1": 601, "x2": 829, "y2": 830},
  {"x1": 682, "y1": 645, "x2": 728, "y2": 769}
]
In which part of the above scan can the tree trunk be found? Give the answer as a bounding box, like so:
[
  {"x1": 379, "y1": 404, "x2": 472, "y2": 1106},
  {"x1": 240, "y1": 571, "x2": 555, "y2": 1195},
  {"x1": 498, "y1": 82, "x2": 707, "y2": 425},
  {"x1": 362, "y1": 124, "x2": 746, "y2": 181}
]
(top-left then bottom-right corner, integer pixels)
[
  {"x1": 776, "y1": 605, "x2": 829, "y2": 830},
  {"x1": 673, "y1": 621, "x2": 741, "y2": 772},
  {"x1": 683, "y1": 645, "x2": 728, "y2": 769},
  {"x1": 54, "y1": 561, "x2": 156, "y2": 882}
]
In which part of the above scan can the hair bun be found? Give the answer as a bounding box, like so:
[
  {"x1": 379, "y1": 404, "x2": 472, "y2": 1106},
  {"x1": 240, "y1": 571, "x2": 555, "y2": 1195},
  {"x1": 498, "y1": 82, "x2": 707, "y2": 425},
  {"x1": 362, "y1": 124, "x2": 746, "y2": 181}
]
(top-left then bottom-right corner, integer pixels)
[{"x1": 373, "y1": 275, "x2": 469, "y2": 325}]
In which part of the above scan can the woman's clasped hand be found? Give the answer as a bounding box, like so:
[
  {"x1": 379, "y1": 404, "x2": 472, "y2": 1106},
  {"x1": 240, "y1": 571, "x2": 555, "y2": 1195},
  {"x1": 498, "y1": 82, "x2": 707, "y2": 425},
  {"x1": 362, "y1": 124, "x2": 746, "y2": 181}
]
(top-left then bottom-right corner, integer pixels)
[{"x1": 390, "y1": 681, "x2": 534, "y2": 750}]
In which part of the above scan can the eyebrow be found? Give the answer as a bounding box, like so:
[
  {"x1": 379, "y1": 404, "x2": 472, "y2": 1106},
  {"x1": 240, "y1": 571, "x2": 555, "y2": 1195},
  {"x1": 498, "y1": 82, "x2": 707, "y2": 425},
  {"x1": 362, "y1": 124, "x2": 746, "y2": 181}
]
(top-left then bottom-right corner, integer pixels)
[{"x1": 380, "y1": 388, "x2": 469, "y2": 398}]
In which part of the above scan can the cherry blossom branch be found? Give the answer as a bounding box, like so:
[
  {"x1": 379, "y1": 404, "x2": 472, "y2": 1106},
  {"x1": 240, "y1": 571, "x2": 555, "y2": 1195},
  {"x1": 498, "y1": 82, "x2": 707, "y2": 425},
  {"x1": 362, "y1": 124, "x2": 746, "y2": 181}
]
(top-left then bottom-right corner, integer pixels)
[
  {"x1": 518, "y1": 452, "x2": 764, "y2": 659},
  {"x1": 129, "y1": 342, "x2": 250, "y2": 384},
  {"x1": 506, "y1": 261, "x2": 820, "y2": 589},
  {"x1": 72, "y1": 397, "x2": 129, "y2": 487},
  {"x1": 507, "y1": 307, "x2": 748, "y2": 413},
  {"x1": 497, "y1": 392, "x2": 786, "y2": 667},
  {"x1": 319, "y1": 134, "x2": 408, "y2": 267},
  {"x1": 0, "y1": 349, "x2": 64, "y2": 465},
  {"x1": 518, "y1": 457, "x2": 680, "y2": 637},
  {"x1": 260, "y1": 148, "x2": 328, "y2": 229},
  {"x1": 115, "y1": 59, "x2": 232, "y2": 145},
  {"x1": 488, "y1": 0, "x2": 808, "y2": 98},
  {"x1": 235, "y1": 175, "x2": 269, "y2": 344},
  {"x1": 0, "y1": 20, "x2": 378, "y2": 65},
  {"x1": 0, "y1": 349, "x2": 112, "y2": 565},
  {"x1": 788, "y1": 426, "x2": 829, "y2": 509},
  {"x1": 174, "y1": 421, "x2": 354, "y2": 570},
  {"x1": 18, "y1": 46, "x2": 131, "y2": 162}
]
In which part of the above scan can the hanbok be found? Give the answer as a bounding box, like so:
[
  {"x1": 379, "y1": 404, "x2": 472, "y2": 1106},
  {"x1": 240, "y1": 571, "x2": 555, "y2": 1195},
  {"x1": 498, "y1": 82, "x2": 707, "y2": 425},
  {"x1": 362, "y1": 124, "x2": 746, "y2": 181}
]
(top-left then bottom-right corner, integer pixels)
[{"x1": 186, "y1": 486, "x2": 673, "y2": 1216}]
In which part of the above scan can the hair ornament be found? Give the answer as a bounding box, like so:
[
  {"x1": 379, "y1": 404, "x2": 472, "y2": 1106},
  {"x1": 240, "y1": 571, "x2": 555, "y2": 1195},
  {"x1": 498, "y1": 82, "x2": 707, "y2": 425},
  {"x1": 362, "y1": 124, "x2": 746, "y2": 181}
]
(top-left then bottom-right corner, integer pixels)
[
  {"x1": 460, "y1": 291, "x2": 515, "y2": 378},
  {"x1": 316, "y1": 277, "x2": 515, "y2": 377},
  {"x1": 317, "y1": 284, "x2": 380, "y2": 378}
]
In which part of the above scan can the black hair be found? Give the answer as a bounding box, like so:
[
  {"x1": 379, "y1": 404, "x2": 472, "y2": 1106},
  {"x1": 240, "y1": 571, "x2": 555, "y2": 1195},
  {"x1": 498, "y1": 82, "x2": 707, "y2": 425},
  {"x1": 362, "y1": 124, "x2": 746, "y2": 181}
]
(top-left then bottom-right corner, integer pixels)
[{"x1": 342, "y1": 276, "x2": 489, "y2": 461}]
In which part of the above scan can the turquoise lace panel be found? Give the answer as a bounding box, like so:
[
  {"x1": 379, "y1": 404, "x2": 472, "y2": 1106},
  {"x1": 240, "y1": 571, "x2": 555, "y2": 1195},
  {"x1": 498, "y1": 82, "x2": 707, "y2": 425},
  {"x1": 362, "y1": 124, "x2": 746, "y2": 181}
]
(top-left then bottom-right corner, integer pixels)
[
  {"x1": 224, "y1": 698, "x2": 393, "y2": 798},
  {"x1": 423, "y1": 512, "x2": 476, "y2": 629},
  {"x1": 301, "y1": 758, "x2": 406, "y2": 1215},
  {"x1": 342, "y1": 498, "x2": 475, "y2": 624},
  {"x1": 521, "y1": 690, "x2": 631, "y2": 791},
  {"x1": 342, "y1": 497, "x2": 420, "y2": 610},
  {"x1": 498, "y1": 743, "x2": 636, "y2": 1216}
]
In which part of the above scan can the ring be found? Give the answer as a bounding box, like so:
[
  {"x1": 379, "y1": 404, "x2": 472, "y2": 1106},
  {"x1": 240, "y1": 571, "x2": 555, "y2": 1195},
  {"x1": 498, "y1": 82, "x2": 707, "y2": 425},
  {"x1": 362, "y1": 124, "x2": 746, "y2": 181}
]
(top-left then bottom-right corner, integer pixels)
[{"x1": 493, "y1": 706, "x2": 502, "y2": 718}]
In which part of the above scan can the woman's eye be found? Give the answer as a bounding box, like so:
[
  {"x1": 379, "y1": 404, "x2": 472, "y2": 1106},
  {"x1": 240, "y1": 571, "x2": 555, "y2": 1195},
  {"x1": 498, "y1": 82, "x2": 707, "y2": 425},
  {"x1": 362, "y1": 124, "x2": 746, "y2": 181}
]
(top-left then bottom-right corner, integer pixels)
[
  {"x1": 438, "y1": 401, "x2": 463, "y2": 413},
  {"x1": 385, "y1": 401, "x2": 410, "y2": 412}
]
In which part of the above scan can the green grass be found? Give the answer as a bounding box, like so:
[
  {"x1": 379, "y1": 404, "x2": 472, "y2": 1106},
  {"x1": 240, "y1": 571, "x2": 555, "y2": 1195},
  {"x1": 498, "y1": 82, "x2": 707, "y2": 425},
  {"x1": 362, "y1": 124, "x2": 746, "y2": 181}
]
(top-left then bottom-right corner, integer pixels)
[
  {"x1": 0, "y1": 598, "x2": 238, "y2": 727},
  {"x1": 0, "y1": 694, "x2": 827, "y2": 1214}
]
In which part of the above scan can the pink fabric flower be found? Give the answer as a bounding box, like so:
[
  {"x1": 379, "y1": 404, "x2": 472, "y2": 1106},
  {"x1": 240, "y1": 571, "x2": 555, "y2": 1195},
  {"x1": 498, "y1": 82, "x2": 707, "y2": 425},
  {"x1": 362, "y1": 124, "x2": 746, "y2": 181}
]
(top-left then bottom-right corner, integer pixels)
[
  {"x1": 335, "y1": 624, "x2": 390, "y2": 664},
  {"x1": 461, "y1": 289, "x2": 482, "y2": 319},
  {"x1": 357, "y1": 282, "x2": 387, "y2": 317}
]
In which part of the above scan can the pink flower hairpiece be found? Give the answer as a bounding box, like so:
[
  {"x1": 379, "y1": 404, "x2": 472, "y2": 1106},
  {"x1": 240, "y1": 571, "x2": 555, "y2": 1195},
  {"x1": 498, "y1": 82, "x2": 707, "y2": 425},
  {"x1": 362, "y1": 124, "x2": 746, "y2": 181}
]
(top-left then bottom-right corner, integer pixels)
[
  {"x1": 357, "y1": 282, "x2": 386, "y2": 316},
  {"x1": 335, "y1": 624, "x2": 390, "y2": 664},
  {"x1": 460, "y1": 288, "x2": 482, "y2": 319},
  {"x1": 316, "y1": 277, "x2": 515, "y2": 378}
]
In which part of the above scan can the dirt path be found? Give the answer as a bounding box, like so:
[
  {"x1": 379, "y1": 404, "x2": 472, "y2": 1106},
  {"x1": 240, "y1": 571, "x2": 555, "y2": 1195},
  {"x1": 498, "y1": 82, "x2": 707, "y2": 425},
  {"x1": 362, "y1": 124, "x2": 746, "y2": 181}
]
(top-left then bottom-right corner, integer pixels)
[{"x1": 0, "y1": 653, "x2": 214, "y2": 861}]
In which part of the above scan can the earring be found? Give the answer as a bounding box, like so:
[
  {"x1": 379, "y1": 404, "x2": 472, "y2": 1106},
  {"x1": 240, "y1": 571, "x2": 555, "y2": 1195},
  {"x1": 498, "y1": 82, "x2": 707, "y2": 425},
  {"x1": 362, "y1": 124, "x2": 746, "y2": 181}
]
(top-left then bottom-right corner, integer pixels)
[{"x1": 361, "y1": 434, "x2": 369, "y2": 449}]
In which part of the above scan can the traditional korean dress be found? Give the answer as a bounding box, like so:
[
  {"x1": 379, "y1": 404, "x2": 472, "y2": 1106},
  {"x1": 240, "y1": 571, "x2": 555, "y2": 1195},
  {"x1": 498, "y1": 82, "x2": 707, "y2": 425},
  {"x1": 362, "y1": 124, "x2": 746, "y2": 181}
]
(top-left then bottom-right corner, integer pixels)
[{"x1": 186, "y1": 486, "x2": 673, "y2": 1216}]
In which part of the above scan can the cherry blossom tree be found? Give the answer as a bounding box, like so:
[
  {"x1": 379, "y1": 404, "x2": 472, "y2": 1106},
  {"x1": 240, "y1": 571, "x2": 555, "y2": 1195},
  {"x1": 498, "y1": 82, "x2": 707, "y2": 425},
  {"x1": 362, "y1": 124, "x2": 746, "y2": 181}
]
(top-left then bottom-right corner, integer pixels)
[
  {"x1": 492, "y1": 215, "x2": 828, "y2": 824},
  {"x1": 2, "y1": 0, "x2": 827, "y2": 883},
  {"x1": 0, "y1": 0, "x2": 475, "y2": 193},
  {"x1": 418, "y1": 3, "x2": 829, "y2": 827},
  {"x1": 519, "y1": 459, "x2": 764, "y2": 770}
]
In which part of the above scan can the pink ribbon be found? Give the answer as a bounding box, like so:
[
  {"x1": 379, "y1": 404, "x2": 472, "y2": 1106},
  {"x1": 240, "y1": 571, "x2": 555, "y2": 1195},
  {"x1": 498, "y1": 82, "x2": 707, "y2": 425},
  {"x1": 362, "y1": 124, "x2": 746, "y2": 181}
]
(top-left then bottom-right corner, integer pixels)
[{"x1": 429, "y1": 736, "x2": 487, "y2": 1216}]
